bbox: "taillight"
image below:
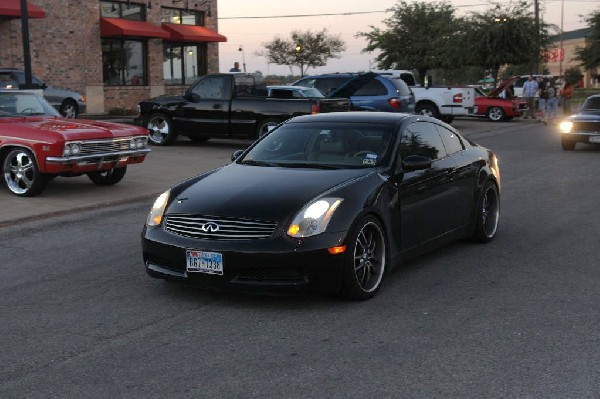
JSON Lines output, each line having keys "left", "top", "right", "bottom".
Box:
{"left": 453, "top": 93, "right": 463, "bottom": 103}
{"left": 388, "top": 97, "right": 402, "bottom": 110}
{"left": 311, "top": 103, "right": 320, "bottom": 114}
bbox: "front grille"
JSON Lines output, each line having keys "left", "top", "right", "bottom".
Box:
{"left": 79, "top": 138, "right": 132, "bottom": 155}
{"left": 573, "top": 121, "right": 600, "bottom": 133}
{"left": 164, "top": 214, "right": 278, "bottom": 240}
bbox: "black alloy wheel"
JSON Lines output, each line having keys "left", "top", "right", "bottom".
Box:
{"left": 472, "top": 180, "right": 500, "bottom": 242}
{"left": 341, "top": 216, "right": 387, "bottom": 300}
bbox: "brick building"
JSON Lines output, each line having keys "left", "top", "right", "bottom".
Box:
{"left": 0, "top": 0, "right": 225, "bottom": 114}
{"left": 546, "top": 28, "right": 599, "bottom": 87}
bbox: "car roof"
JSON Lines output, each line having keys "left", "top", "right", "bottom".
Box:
{"left": 287, "top": 111, "right": 418, "bottom": 125}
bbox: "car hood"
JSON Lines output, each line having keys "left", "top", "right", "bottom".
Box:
{"left": 0, "top": 116, "right": 147, "bottom": 140}
{"left": 326, "top": 72, "right": 377, "bottom": 99}
{"left": 569, "top": 111, "right": 600, "bottom": 121}
{"left": 167, "top": 163, "right": 375, "bottom": 222}
{"left": 488, "top": 76, "right": 519, "bottom": 97}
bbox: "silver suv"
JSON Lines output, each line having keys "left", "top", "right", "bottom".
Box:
{"left": 0, "top": 68, "right": 86, "bottom": 118}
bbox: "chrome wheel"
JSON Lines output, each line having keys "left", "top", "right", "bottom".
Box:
{"left": 60, "top": 99, "right": 78, "bottom": 118}
{"left": 2, "top": 148, "right": 48, "bottom": 197}
{"left": 147, "top": 113, "right": 176, "bottom": 145}
{"left": 341, "top": 217, "right": 387, "bottom": 300}
{"left": 487, "top": 106, "right": 505, "bottom": 122}
{"left": 473, "top": 181, "right": 500, "bottom": 242}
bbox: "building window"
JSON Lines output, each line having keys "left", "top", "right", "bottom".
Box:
{"left": 100, "top": 1, "right": 145, "bottom": 20}
{"left": 161, "top": 7, "right": 204, "bottom": 25}
{"left": 103, "top": 40, "right": 147, "bottom": 86}
{"left": 163, "top": 43, "right": 207, "bottom": 85}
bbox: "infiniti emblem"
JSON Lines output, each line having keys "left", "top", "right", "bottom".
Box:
{"left": 201, "top": 222, "right": 220, "bottom": 233}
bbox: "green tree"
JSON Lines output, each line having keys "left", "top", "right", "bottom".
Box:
{"left": 463, "top": 1, "right": 552, "bottom": 84}
{"left": 358, "top": 1, "right": 460, "bottom": 86}
{"left": 257, "top": 29, "right": 345, "bottom": 77}
{"left": 574, "top": 11, "right": 600, "bottom": 70}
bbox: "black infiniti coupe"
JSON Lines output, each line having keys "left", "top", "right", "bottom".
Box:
{"left": 142, "top": 112, "right": 500, "bottom": 300}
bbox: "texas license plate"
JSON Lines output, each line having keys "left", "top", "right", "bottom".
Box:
{"left": 186, "top": 250, "right": 223, "bottom": 275}
{"left": 589, "top": 136, "right": 600, "bottom": 143}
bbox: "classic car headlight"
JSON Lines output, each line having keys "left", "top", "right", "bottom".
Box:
{"left": 63, "top": 142, "right": 81, "bottom": 156}
{"left": 130, "top": 136, "right": 148, "bottom": 150}
{"left": 559, "top": 121, "right": 573, "bottom": 134}
{"left": 146, "top": 190, "right": 170, "bottom": 226}
{"left": 287, "top": 197, "right": 343, "bottom": 238}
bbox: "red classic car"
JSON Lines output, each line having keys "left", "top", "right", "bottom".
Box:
{"left": 0, "top": 90, "right": 150, "bottom": 197}
{"left": 472, "top": 77, "right": 528, "bottom": 121}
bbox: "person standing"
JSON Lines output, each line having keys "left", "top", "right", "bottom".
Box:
{"left": 562, "top": 81, "right": 574, "bottom": 115}
{"left": 522, "top": 75, "right": 538, "bottom": 119}
{"left": 545, "top": 80, "right": 557, "bottom": 125}
{"left": 229, "top": 62, "right": 241, "bottom": 72}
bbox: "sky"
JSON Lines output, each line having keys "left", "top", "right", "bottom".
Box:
{"left": 216, "top": 0, "right": 600, "bottom": 76}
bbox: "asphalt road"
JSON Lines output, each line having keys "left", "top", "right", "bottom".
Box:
{"left": 0, "top": 118, "right": 599, "bottom": 398}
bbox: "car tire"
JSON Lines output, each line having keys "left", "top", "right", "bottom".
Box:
{"left": 472, "top": 180, "right": 500, "bottom": 243}
{"left": 87, "top": 166, "right": 127, "bottom": 186}
{"left": 561, "top": 136, "right": 576, "bottom": 151}
{"left": 2, "top": 148, "right": 49, "bottom": 197}
{"left": 59, "top": 99, "right": 78, "bottom": 118}
{"left": 146, "top": 113, "right": 177, "bottom": 146}
{"left": 340, "top": 216, "right": 387, "bottom": 301}
{"left": 487, "top": 106, "right": 505, "bottom": 122}
{"left": 415, "top": 102, "right": 441, "bottom": 119}
{"left": 256, "top": 118, "right": 280, "bottom": 138}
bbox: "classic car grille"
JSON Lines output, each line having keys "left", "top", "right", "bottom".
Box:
{"left": 79, "top": 138, "right": 131, "bottom": 155}
{"left": 573, "top": 121, "right": 600, "bottom": 133}
{"left": 164, "top": 215, "right": 278, "bottom": 240}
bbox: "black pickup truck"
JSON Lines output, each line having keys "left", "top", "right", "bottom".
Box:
{"left": 134, "top": 73, "right": 350, "bottom": 145}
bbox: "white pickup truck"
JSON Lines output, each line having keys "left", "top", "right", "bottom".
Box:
{"left": 375, "top": 70, "right": 476, "bottom": 124}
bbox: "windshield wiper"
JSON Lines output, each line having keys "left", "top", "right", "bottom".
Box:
{"left": 275, "top": 162, "right": 344, "bottom": 169}
{"left": 240, "top": 160, "right": 278, "bottom": 167}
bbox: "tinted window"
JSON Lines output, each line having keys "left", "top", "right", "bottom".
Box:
{"left": 400, "top": 73, "right": 416, "bottom": 86}
{"left": 316, "top": 78, "right": 351, "bottom": 95}
{"left": 354, "top": 79, "right": 387, "bottom": 96}
{"left": 435, "top": 124, "right": 464, "bottom": 155}
{"left": 391, "top": 78, "right": 413, "bottom": 96}
{"left": 401, "top": 121, "right": 447, "bottom": 160}
{"left": 191, "top": 75, "right": 226, "bottom": 99}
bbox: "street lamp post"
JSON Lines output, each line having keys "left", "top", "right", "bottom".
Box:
{"left": 295, "top": 44, "right": 304, "bottom": 77}
{"left": 238, "top": 45, "right": 246, "bottom": 72}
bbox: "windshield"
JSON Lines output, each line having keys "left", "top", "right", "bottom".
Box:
{"left": 0, "top": 91, "right": 60, "bottom": 117}
{"left": 581, "top": 97, "right": 600, "bottom": 111}
{"left": 240, "top": 122, "right": 395, "bottom": 168}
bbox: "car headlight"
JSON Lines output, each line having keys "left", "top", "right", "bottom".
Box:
{"left": 287, "top": 197, "right": 343, "bottom": 238}
{"left": 63, "top": 142, "right": 81, "bottom": 156}
{"left": 146, "top": 190, "right": 170, "bottom": 226}
{"left": 130, "top": 137, "right": 147, "bottom": 150}
{"left": 559, "top": 121, "right": 573, "bottom": 134}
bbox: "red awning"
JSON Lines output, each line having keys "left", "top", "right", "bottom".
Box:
{"left": 100, "top": 17, "right": 169, "bottom": 39}
{"left": 162, "top": 23, "right": 227, "bottom": 43}
{"left": 0, "top": 0, "right": 45, "bottom": 18}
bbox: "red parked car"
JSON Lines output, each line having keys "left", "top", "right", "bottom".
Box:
{"left": 0, "top": 90, "right": 150, "bottom": 197}
{"left": 472, "top": 77, "right": 528, "bottom": 121}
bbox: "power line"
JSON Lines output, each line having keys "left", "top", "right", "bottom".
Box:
{"left": 219, "top": 11, "right": 387, "bottom": 20}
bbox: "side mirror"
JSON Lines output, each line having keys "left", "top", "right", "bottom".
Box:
{"left": 402, "top": 155, "right": 432, "bottom": 171}
{"left": 231, "top": 149, "right": 244, "bottom": 162}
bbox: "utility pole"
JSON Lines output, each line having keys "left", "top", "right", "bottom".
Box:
{"left": 534, "top": 0, "right": 540, "bottom": 74}
{"left": 20, "top": 0, "right": 35, "bottom": 89}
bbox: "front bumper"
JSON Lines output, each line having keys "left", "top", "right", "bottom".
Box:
{"left": 142, "top": 224, "right": 348, "bottom": 294}
{"left": 44, "top": 149, "right": 149, "bottom": 174}
{"left": 561, "top": 132, "right": 600, "bottom": 144}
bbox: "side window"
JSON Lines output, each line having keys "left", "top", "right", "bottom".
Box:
{"left": 400, "top": 121, "right": 447, "bottom": 161}
{"left": 191, "top": 75, "right": 226, "bottom": 99}
{"left": 354, "top": 79, "right": 387, "bottom": 96}
{"left": 435, "top": 124, "right": 464, "bottom": 155}
{"left": 316, "top": 78, "right": 350, "bottom": 95}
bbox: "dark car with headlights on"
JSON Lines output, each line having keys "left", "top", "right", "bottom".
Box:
{"left": 142, "top": 112, "right": 500, "bottom": 300}
{"left": 0, "top": 90, "right": 150, "bottom": 197}
{"left": 559, "top": 94, "right": 600, "bottom": 150}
